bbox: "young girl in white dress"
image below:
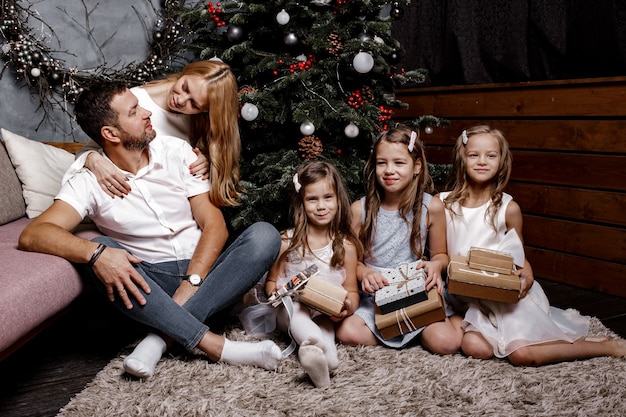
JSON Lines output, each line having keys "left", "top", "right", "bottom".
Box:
{"left": 335, "top": 124, "right": 463, "bottom": 354}
{"left": 439, "top": 125, "right": 626, "bottom": 365}
{"left": 256, "top": 161, "right": 360, "bottom": 387}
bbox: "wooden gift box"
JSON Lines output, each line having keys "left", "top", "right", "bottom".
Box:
{"left": 468, "top": 247, "right": 514, "bottom": 275}
{"left": 299, "top": 276, "right": 347, "bottom": 316}
{"left": 374, "top": 288, "right": 446, "bottom": 340}
{"left": 374, "top": 263, "right": 427, "bottom": 314}
{"left": 448, "top": 255, "right": 520, "bottom": 304}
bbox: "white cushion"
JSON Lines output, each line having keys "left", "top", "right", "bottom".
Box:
{"left": 1, "top": 128, "right": 74, "bottom": 218}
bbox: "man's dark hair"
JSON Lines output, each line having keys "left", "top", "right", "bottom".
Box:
{"left": 74, "top": 80, "right": 128, "bottom": 146}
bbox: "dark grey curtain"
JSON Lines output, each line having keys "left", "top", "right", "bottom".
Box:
{"left": 392, "top": 0, "right": 626, "bottom": 86}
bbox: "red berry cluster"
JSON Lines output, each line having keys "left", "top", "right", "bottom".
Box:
{"left": 272, "top": 56, "right": 316, "bottom": 76}
{"left": 207, "top": 2, "right": 226, "bottom": 27}
{"left": 347, "top": 90, "right": 364, "bottom": 108}
{"left": 387, "top": 67, "right": 407, "bottom": 77}
{"left": 378, "top": 106, "right": 394, "bottom": 130}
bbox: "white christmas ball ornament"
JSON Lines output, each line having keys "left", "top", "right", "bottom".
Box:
{"left": 1, "top": 43, "right": 10, "bottom": 54}
{"left": 344, "top": 123, "right": 359, "bottom": 138}
{"left": 30, "top": 68, "right": 41, "bottom": 77}
{"left": 300, "top": 121, "right": 315, "bottom": 136}
{"left": 276, "top": 9, "right": 290, "bottom": 25}
{"left": 241, "top": 103, "right": 259, "bottom": 121}
{"left": 284, "top": 33, "right": 298, "bottom": 46}
{"left": 209, "top": 56, "right": 223, "bottom": 62}
{"left": 425, "top": 126, "right": 434, "bottom": 134}
{"left": 353, "top": 51, "right": 374, "bottom": 73}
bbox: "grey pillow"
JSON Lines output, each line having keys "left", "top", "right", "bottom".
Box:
{"left": 0, "top": 141, "right": 26, "bottom": 225}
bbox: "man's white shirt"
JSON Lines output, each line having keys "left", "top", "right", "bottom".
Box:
{"left": 58, "top": 135, "right": 210, "bottom": 264}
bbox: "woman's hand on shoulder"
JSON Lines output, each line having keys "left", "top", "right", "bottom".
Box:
{"left": 190, "top": 148, "right": 209, "bottom": 180}
{"left": 86, "top": 152, "right": 130, "bottom": 198}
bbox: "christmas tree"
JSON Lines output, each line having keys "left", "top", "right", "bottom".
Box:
{"left": 176, "top": 0, "right": 446, "bottom": 232}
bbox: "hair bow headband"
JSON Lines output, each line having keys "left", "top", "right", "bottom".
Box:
{"left": 408, "top": 131, "right": 417, "bottom": 152}
{"left": 293, "top": 173, "right": 302, "bottom": 192}
{"left": 461, "top": 130, "right": 469, "bottom": 145}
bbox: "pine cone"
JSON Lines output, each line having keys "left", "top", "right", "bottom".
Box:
{"left": 361, "top": 85, "right": 374, "bottom": 102}
{"left": 326, "top": 31, "right": 343, "bottom": 56}
{"left": 298, "top": 135, "right": 324, "bottom": 159}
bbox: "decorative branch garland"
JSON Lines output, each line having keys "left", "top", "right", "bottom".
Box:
{"left": 0, "top": 0, "right": 191, "bottom": 130}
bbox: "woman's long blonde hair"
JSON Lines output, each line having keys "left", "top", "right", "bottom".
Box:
{"left": 148, "top": 60, "right": 241, "bottom": 207}
{"left": 443, "top": 125, "right": 512, "bottom": 231}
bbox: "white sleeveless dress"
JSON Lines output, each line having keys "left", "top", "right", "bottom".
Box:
{"left": 439, "top": 192, "right": 589, "bottom": 357}
{"left": 239, "top": 229, "right": 345, "bottom": 335}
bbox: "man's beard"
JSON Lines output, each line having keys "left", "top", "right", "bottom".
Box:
{"left": 122, "top": 129, "right": 156, "bottom": 151}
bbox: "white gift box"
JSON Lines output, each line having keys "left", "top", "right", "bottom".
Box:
{"left": 374, "top": 261, "right": 427, "bottom": 314}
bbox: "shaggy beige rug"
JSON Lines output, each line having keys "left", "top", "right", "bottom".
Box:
{"left": 58, "top": 317, "right": 626, "bottom": 417}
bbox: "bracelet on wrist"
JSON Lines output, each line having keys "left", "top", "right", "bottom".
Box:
{"left": 88, "top": 243, "right": 107, "bottom": 267}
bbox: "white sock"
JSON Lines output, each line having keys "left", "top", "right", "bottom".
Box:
{"left": 299, "top": 339, "right": 331, "bottom": 388}
{"left": 319, "top": 324, "right": 340, "bottom": 371}
{"left": 123, "top": 333, "right": 167, "bottom": 379}
{"left": 219, "top": 338, "right": 282, "bottom": 371}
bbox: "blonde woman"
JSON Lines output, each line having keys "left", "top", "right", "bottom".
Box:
{"left": 72, "top": 60, "right": 241, "bottom": 208}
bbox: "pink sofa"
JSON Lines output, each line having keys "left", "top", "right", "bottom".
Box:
{"left": 0, "top": 141, "right": 101, "bottom": 360}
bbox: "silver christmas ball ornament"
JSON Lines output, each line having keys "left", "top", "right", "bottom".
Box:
{"left": 226, "top": 25, "right": 244, "bottom": 42}
{"left": 241, "top": 103, "right": 259, "bottom": 121}
{"left": 344, "top": 123, "right": 360, "bottom": 138}
{"left": 276, "top": 9, "right": 290, "bottom": 25}
{"left": 353, "top": 51, "right": 374, "bottom": 73}
{"left": 300, "top": 121, "right": 315, "bottom": 136}
{"left": 284, "top": 33, "right": 298, "bottom": 46}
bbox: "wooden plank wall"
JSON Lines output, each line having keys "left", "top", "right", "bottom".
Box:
{"left": 394, "top": 77, "right": 626, "bottom": 298}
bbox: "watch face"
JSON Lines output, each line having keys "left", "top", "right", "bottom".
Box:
{"left": 188, "top": 274, "right": 202, "bottom": 286}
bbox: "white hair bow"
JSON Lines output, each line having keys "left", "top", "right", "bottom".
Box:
{"left": 462, "top": 130, "right": 469, "bottom": 145}
{"left": 293, "top": 173, "right": 302, "bottom": 192}
{"left": 408, "top": 131, "right": 417, "bottom": 152}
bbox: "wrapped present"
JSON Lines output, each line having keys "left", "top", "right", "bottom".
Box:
{"left": 268, "top": 264, "right": 318, "bottom": 306}
{"left": 448, "top": 255, "right": 520, "bottom": 304}
{"left": 468, "top": 247, "right": 514, "bottom": 275}
{"left": 375, "top": 288, "right": 446, "bottom": 340}
{"left": 373, "top": 262, "right": 427, "bottom": 314}
{"left": 299, "top": 276, "right": 347, "bottom": 316}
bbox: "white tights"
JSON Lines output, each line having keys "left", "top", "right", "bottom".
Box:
{"left": 277, "top": 302, "right": 339, "bottom": 387}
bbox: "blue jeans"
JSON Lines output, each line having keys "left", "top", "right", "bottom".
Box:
{"left": 81, "top": 222, "right": 280, "bottom": 351}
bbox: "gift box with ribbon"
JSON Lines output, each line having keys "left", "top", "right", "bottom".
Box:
{"left": 448, "top": 255, "right": 520, "bottom": 303}
{"left": 299, "top": 276, "right": 348, "bottom": 316}
{"left": 373, "top": 261, "right": 427, "bottom": 314}
{"left": 468, "top": 247, "right": 514, "bottom": 275}
{"left": 374, "top": 288, "right": 446, "bottom": 339}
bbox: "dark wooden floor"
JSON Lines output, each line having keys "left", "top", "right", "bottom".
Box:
{"left": 1, "top": 279, "right": 625, "bottom": 417}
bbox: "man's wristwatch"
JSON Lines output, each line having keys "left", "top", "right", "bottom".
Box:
{"left": 184, "top": 274, "right": 203, "bottom": 286}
